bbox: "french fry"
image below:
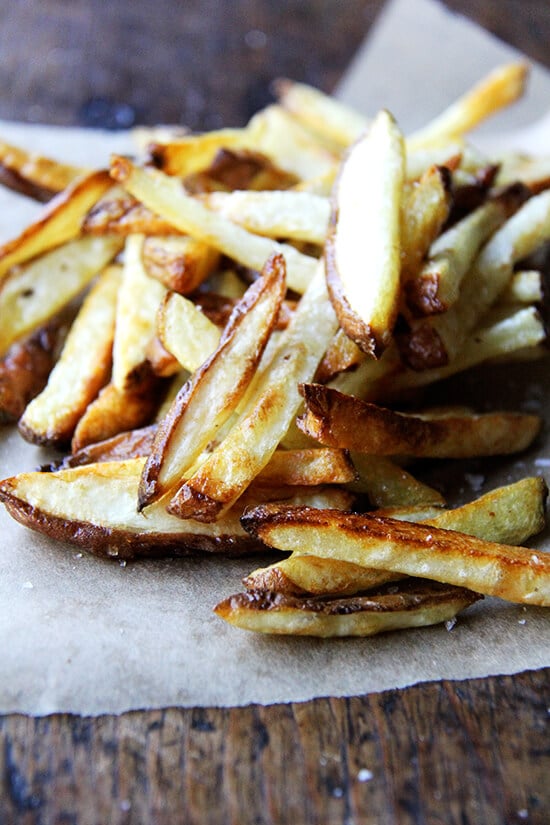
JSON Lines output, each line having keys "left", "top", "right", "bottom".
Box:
{"left": 142, "top": 235, "right": 220, "bottom": 294}
{"left": 403, "top": 185, "right": 529, "bottom": 318}
{"left": 82, "top": 188, "right": 177, "bottom": 236}
{"left": 214, "top": 580, "right": 480, "bottom": 637}
{"left": 241, "top": 503, "right": 550, "bottom": 606}
{"left": 110, "top": 156, "right": 318, "bottom": 293}
{"left": 0, "top": 138, "right": 86, "bottom": 201}
{"left": 400, "top": 165, "right": 451, "bottom": 283}
{"left": 138, "top": 252, "right": 287, "bottom": 509}
{"left": 406, "top": 62, "right": 529, "bottom": 150}
{"left": 0, "top": 169, "right": 113, "bottom": 284}
{"left": 167, "top": 264, "right": 338, "bottom": 521}
{"left": 498, "top": 269, "right": 543, "bottom": 305}
{"left": 0, "top": 234, "right": 123, "bottom": 358}
{"left": 0, "top": 458, "right": 353, "bottom": 560}
{"left": 274, "top": 78, "right": 368, "bottom": 150}
{"left": 183, "top": 146, "right": 300, "bottom": 193}
{"left": 199, "top": 190, "right": 330, "bottom": 245}
{"left": 348, "top": 453, "right": 445, "bottom": 508}
{"left": 400, "top": 187, "right": 550, "bottom": 368}
{"left": 18, "top": 265, "right": 121, "bottom": 447}
{"left": 71, "top": 377, "right": 164, "bottom": 453}
{"left": 298, "top": 383, "right": 542, "bottom": 458}
{"left": 111, "top": 235, "right": 167, "bottom": 391}
{"left": 255, "top": 448, "right": 356, "bottom": 487}
{"left": 157, "top": 291, "right": 221, "bottom": 373}
{"left": 0, "top": 310, "right": 73, "bottom": 424}
{"left": 148, "top": 127, "right": 255, "bottom": 176}
{"left": 244, "top": 477, "right": 547, "bottom": 598}
{"left": 325, "top": 110, "right": 405, "bottom": 356}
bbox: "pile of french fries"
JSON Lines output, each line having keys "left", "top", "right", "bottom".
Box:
{"left": 1, "top": 62, "right": 550, "bottom": 637}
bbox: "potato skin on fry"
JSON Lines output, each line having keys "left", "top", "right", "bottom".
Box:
{"left": 214, "top": 580, "right": 481, "bottom": 637}
{"left": 298, "top": 383, "right": 542, "bottom": 458}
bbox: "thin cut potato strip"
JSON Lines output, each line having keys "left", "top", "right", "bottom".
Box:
{"left": 167, "top": 264, "right": 338, "bottom": 521}
{"left": 110, "top": 156, "right": 318, "bottom": 293}
{"left": 82, "top": 188, "right": 177, "bottom": 236}
{"left": 157, "top": 291, "right": 221, "bottom": 373}
{"left": 325, "top": 110, "right": 405, "bottom": 356}
{"left": 255, "top": 448, "right": 356, "bottom": 487}
{"left": 0, "top": 234, "right": 123, "bottom": 358}
{"left": 0, "top": 137, "right": 86, "bottom": 200}
{"left": 111, "top": 234, "right": 167, "bottom": 391}
{"left": 401, "top": 188, "right": 550, "bottom": 368}
{"left": 406, "top": 62, "right": 529, "bottom": 150}
{"left": 400, "top": 164, "right": 451, "bottom": 283}
{"left": 0, "top": 169, "right": 113, "bottom": 284}
{"left": 0, "top": 459, "right": 352, "bottom": 560}
{"left": 18, "top": 265, "right": 121, "bottom": 448}
{"left": 200, "top": 190, "right": 330, "bottom": 244}
{"left": 139, "top": 252, "right": 287, "bottom": 509}
{"left": 214, "top": 580, "right": 481, "bottom": 637}
{"left": 348, "top": 453, "right": 445, "bottom": 508}
{"left": 241, "top": 504, "right": 550, "bottom": 606}
{"left": 244, "top": 477, "right": 547, "bottom": 597}
{"left": 298, "top": 384, "right": 541, "bottom": 458}
{"left": 142, "top": 235, "right": 220, "bottom": 294}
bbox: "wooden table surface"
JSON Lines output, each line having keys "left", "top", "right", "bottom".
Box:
{"left": 0, "top": 1, "right": 549, "bottom": 823}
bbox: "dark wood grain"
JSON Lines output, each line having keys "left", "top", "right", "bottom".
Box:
{"left": 1, "top": 669, "right": 548, "bottom": 824}
{"left": 1, "top": 1, "right": 550, "bottom": 823}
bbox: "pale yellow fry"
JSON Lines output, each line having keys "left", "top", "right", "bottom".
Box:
{"left": 111, "top": 157, "right": 318, "bottom": 293}
{"left": 242, "top": 504, "right": 550, "bottom": 606}
{"left": 498, "top": 270, "right": 543, "bottom": 305}
{"left": 383, "top": 305, "right": 546, "bottom": 398}
{"left": 18, "top": 265, "right": 121, "bottom": 447}
{"left": 157, "top": 291, "right": 221, "bottom": 373}
{"left": 112, "top": 234, "right": 168, "bottom": 391}
{"left": 348, "top": 454, "right": 445, "bottom": 508}
{"left": 274, "top": 78, "right": 368, "bottom": 149}
{"left": 0, "top": 169, "right": 113, "bottom": 284}
{"left": 168, "top": 263, "right": 338, "bottom": 521}
{"left": 200, "top": 190, "right": 330, "bottom": 244}
{"left": 0, "top": 235, "right": 123, "bottom": 358}
{"left": 407, "top": 63, "right": 529, "bottom": 150}
{"left": 326, "top": 110, "right": 405, "bottom": 356}
{"left": 248, "top": 104, "right": 339, "bottom": 180}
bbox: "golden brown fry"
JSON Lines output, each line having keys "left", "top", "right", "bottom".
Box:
{"left": 0, "top": 458, "right": 264, "bottom": 560}
{"left": 18, "top": 265, "right": 121, "bottom": 448}
{"left": 0, "top": 311, "right": 73, "bottom": 424}
{"left": 255, "top": 448, "right": 356, "bottom": 487}
{"left": 139, "top": 252, "right": 287, "bottom": 509}
{"left": 0, "top": 137, "right": 86, "bottom": 199}
{"left": 241, "top": 504, "right": 550, "bottom": 606}
{"left": 0, "top": 169, "right": 113, "bottom": 285}
{"left": 298, "top": 384, "right": 542, "bottom": 458}
{"left": 245, "top": 477, "right": 547, "bottom": 597}
{"left": 142, "top": 235, "right": 220, "bottom": 294}
{"left": 71, "top": 377, "right": 164, "bottom": 453}
{"left": 82, "top": 189, "right": 177, "bottom": 236}
{"left": 325, "top": 110, "right": 405, "bottom": 356}
{"left": 167, "top": 265, "right": 338, "bottom": 521}
{"left": 348, "top": 454, "right": 445, "bottom": 508}
{"left": 215, "top": 580, "right": 480, "bottom": 637}
{"left": 407, "top": 62, "right": 529, "bottom": 150}
{"left": 400, "top": 165, "right": 451, "bottom": 283}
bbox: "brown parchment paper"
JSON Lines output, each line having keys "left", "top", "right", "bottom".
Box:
{"left": 1, "top": 0, "right": 549, "bottom": 715}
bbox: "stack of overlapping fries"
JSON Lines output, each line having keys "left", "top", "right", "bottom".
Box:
{"left": 1, "top": 62, "right": 549, "bottom": 637}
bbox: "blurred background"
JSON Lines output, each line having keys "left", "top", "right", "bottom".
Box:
{"left": 0, "top": 0, "right": 548, "bottom": 130}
